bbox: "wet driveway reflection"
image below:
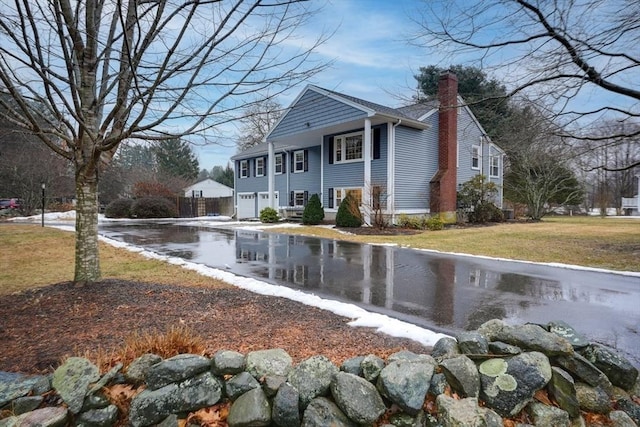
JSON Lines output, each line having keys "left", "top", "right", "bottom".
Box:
{"left": 99, "top": 223, "right": 640, "bottom": 365}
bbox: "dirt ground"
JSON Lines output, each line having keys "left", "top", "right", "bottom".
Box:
{"left": 0, "top": 279, "right": 429, "bottom": 374}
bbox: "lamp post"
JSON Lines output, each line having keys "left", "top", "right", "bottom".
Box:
{"left": 41, "top": 182, "right": 45, "bottom": 227}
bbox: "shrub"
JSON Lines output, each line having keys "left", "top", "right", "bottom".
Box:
{"left": 133, "top": 181, "right": 176, "bottom": 198}
{"left": 397, "top": 214, "right": 422, "bottom": 229}
{"left": 458, "top": 175, "right": 501, "bottom": 224}
{"left": 105, "top": 198, "right": 134, "bottom": 218}
{"left": 260, "top": 207, "right": 279, "bottom": 223}
{"left": 425, "top": 215, "right": 445, "bottom": 231}
{"left": 336, "top": 193, "right": 363, "bottom": 228}
{"left": 468, "top": 201, "right": 504, "bottom": 223}
{"left": 130, "top": 196, "right": 177, "bottom": 218}
{"left": 302, "top": 194, "right": 324, "bottom": 225}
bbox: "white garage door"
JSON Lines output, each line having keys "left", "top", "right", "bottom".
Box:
{"left": 258, "top": 191, "right": 279, "bottom": 214}
{"left": 237, "top": 192, "right": 256, "bottom": 219}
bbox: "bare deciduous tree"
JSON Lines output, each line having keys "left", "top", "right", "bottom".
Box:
{"left": 501, "top": 105, "right": 584, "bottom": 219}
{"left": 235, "top": 98, "right": 284, "bottom": 151}
{"left": 0, "top": 0, "right": 328, "bottom": 283}
{"left": 413, "top": 0, "right": 640, "bottom": 170}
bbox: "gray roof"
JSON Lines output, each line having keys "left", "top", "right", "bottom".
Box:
{"left": 319, "top": 86, "right": 437, "bottom": 122}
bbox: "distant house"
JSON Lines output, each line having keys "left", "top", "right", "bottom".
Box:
{"left": 231, "top": 72, "right": 504, "bottom": 222}
{"left": 183, "top": 178, "right": 234, "bottom": 198}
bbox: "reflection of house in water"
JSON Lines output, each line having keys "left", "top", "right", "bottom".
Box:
{"left": 233, "top": 230, "right": 581, "bottom": 330}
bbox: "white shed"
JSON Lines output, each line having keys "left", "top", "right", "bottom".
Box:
{"left": 184, "top": 179, "right": 234, "bottom": 198}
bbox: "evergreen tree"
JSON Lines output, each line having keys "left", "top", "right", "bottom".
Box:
{"left": 414, "top": 65, "right": 512, "bottom": 140}
{"left": 335, "top": 193, "right": 362, "bottom": 228}
{"left": 302, "top": 193, "right": 324, "bottom": 225}
{"left": 211, "top": 164, "right": 235, "bottom": 188}
{"left": 152, "top": 138, "right": 199, "bottom": 181}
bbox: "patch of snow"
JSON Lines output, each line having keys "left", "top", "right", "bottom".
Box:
{"left": 47, "top": 224, "right": 451, "bottom": 347}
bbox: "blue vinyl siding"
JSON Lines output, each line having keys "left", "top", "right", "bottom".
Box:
{"left": 456, "top": 107, "right": 503, "bottom": 205}
{"left": 235, "top": 147, "right": 321, "bottom": 213}
{"left": 235, "top": 158, "right": 266, "bottom": 194}
{"left": 270, "top": 90, "right": 367, "bottom": 139}
{"left": 289, "top": 146, "right": 321, "bottom": 200}
{"left": 371, "top": 124, "right": 388, "bottom": 186}
{"left": 322, "top": 125, "right": 387, "bottom": 207}
{"left": 394, "top": 123, "right": 438, "bottom": 210}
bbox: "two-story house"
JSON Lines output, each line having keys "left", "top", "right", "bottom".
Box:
{"left": 232, "top": 72, "right": 504, "bottom": 223}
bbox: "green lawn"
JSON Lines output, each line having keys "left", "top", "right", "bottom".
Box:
{"left": 0, "top": 224, "right": 231, "bottom": 295}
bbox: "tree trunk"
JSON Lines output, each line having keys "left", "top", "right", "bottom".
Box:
{"left": 74, "top": 175, "right": 101, "bottom": 284}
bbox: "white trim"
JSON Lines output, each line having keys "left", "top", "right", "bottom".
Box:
{"left": 363, "top": 119, "right": 372, "bottom": 226}
{"left": 256, "top": 157, "right": 265, "bottom": 177}
{"left": 293, "top": 149, "right": 305, "bottom": 173}
{"left": 293, "top": 190, "right": 306, "bottom": 207}
{"left": 333, "top": 130, "right": 364, "bottom": 164}
{"left": 320, "top": 135, "right": 324, "bottom": 207}
{"left": 240, "top": 159, "right": 249, "bottom": 178}
{"left": 397, "top": 208, "right": 430, "bottom": 215}
{"left": 333, "top": 187, "right": 364, "bottom": 209}
{"left": 274, "top": 153, "right": 284, "bottom": 175}
{"left": 387, "top": 121, "right": 396, "bottom": 222}
{"left": 471, "top": 145, "right": 481, "bottom": 170}
{"left": 489, "top": 155, "right": 500, "bottom": 178}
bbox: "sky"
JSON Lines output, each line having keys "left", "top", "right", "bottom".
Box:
{"left": 193, "top": 0, "right": 638, "bottom": 171}
{"left": 194, "top": 0, "right": 429, "bottom": 170}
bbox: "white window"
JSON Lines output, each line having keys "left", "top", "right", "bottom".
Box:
{"left": 240, "top": 160, "right": 249, "bottom": 178}
{"left": 275, "top": 153, "right": 284, "bottom": 174}
{"left": 490, "top": 155, "right": 500, "bottom": 177}
{"left": 294, "top": 150, "right": 305, "bottom": 173}
{"left": 294, "top": 191, "right": 305, "bottom": 207}
{"left": 256, "top": 157, "right": 265, "bottom": 177}
{"left": 471, "top": 145, "right": 480, "bottom": 170}
{"left": 335, "top": 187, "right": 363, "bottom": 208}
{"left": 334, "top": 131, "right": 363, "bottom": 163}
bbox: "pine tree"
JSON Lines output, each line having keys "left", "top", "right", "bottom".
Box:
{"left": 335, "top": 193, "right": 362, "bottom": 228}
{"left": 302, "top": 193, "right": 324, "bottom": 225}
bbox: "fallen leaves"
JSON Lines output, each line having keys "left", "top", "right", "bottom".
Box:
{"left": 182, "top": 402, "right": 230, "bottom": 427}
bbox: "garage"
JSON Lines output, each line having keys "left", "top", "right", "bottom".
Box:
{"left": 258, "top": 191, "right": 279, "bottom": 216}
{"left": 237, "top": 192, "right": 256, "bottom": 219}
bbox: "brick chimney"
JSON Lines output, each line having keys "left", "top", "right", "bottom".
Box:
{"left": 429, "top": 71, "right": 458, "bottom": 222}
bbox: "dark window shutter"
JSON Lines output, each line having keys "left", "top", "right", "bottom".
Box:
{"left": 303, "top": 191, "right": 309, "bottom": 206}
{"left": 282, "top": 153, "right": 286, "bottom": 173}
{"left": 253, "top": 159, "right": 257, "bottom": 177}
{"left": 373, "top": 128, "right": 381, "bottom": 160}
{"left": 328, "top": 137, "right": 334, "bottom": 164}
{"left": 328, "top": 188, "right": 334, "bottom": 208}
{"left": 289, "top": 191, "right": 294, "bottom": 207}
{"left": 263, "top": 156, "right": 267, "bottom": 175}
{"left": 303, "top": 150, "right": 308, "bottom": 171}
{"left": 291, "top": 152, "right": 294, "bottom": 171}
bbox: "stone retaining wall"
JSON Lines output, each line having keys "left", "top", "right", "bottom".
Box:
{"left": 1, "top": 319, "right": 639, "bottom": 427}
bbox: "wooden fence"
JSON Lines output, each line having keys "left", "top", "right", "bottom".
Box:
{"left": 176, "top": 196, "right": 234, "bottom": 218}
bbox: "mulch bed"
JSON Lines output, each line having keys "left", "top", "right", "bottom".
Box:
{"left": 0, "top": 280, "right": 429, "bottom": 374}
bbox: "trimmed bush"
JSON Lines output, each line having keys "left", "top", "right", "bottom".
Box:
{"left": 336, "top": 194, "right": 363, "bottom": 228}
{"left": 425, "top": 215, "right": 445, "bottom": 231}
{"left": 105, "top": 198, "right": 134, "bottom": 218}
{"left": 130, "top": 196, "right": 177, "bottom": 218}
{"left": 302, "top": 194, "right": 324, "bottom": 225}
{"left": 468, "top": 201, "right": 504, "bottom": 224}
{"left": 397, "top": 214, "right": 422, "bottom": 229}
{"left": 260, "top": 207, "right": 279, "bottom": 223}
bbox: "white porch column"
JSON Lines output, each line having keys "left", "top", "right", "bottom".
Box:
{"left": 268, "top": 140, "right": 275, "bottom": 209}
{"left": 363, "top": 118, "right": 372, "bottom": 225}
